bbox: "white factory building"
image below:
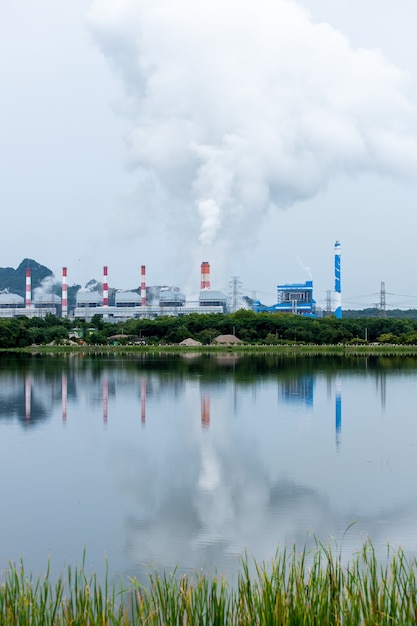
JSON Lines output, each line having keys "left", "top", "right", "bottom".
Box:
{"left": 0, "top": 262, "right": 228, "bottom": 321}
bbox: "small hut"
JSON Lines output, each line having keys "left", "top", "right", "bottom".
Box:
{"left": 179, "top": 338, "right": 202, "bottom": 346}
{"left": 212, "top": 334, "right": 243, "bottom": 345}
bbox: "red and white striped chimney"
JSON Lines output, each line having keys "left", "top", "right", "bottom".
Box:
{"left": 62, "top": 267, "right": 68, "bottom": 317}
{"left": 25, "top": 268, "right": 31, "bottom": 308}
{"left": 141, "top": 265, "right": 147, "bottom": 306}
{"left": 103, "top": 266, "right": 108, "bottom": 307}
{"left": 200, "top": 262, "right": 210, "bottom": 290}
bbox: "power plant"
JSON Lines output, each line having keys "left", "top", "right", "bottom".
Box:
{"left": 253, "top": 281, "right": 316, "bottom": 316}
{"left": 0, "top": 243, "right": 342, "bottom": 320}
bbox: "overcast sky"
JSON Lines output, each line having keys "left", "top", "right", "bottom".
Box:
{"left": 1, "top": 1, "right": 417, "bottom": 309}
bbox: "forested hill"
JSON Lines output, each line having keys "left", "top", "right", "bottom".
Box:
{"left": 0, "top": 259, "right": 53, "bottom": 297}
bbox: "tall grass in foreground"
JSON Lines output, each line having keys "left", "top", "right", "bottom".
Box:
{"left": 1, "top": 540, "right": 417, "bottom": 624}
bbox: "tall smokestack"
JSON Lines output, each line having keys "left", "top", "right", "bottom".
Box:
{"left": 25, "top": 268, "right": 31, "bottom": 309}
{"left": 201, "top": 261, "right": 210, "bottom": 290}
{"left": 334, "top": 241, "right": 342, "bottom": 319}
{"left": 141, "top": 265, "right": 146, "bottom": 306}
{"left": 62, "top": 267, "right": 68, "bottom": 317}
{"left": 103, "top": 266, "right": 109, "bottom": 307}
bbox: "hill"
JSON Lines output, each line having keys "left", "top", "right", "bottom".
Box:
{"left": 0, "top": 259, "right": 53, "bottom": 297}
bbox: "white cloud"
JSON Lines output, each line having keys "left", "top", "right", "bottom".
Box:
{"left": 88, "top": 0, "right": 417, "bottom": 263}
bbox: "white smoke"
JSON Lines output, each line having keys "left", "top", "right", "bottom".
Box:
{"left": 33, "top": 276, "right": 59, "bottom": 298}
{"left": 296, "top": 255, "right": 313, "bottom": 281}
{"left": 88, "top": 0, "right": 417, "bottom": 259}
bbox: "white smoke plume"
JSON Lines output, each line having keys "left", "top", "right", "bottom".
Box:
{"left": 33, "top": 276, "right": 59, "bottom": 298}
{"left": 296, "top": 255, "right": 313, "bottom": 281}
{"left": 88, "top": 0, "right": 417, "bottom": 259}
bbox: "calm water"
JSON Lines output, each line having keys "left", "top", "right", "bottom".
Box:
{"left": 0, "top": 351, "right": 417, "bottom": 585}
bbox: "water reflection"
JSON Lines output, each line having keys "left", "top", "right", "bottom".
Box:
{"left": 335, "top": 378, "right": 342, "bottom": 450}
{"left": 0, "top": 352, "right": 417, "bottom": 584}
{"left": 279, "top": 376, "right": 314, "bottom": 407}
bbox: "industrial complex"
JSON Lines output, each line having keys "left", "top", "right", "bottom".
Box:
{"left": 0, "top": 243, "right": 343, "bottom": 321}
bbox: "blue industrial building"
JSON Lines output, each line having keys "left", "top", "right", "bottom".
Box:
{"left": 253, "top": 280, "right": 316, "bottom": 316}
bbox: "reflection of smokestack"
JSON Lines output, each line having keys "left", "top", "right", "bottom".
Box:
{"left": 62, "top": 372, "right": 67, "bottom": 422}
{"left": 141, "top": 265, "right": 146, "bottom": 306}
{"left": 62, "top": 267, "right": 68, "bottom": 317}
{"left": 103, "top": 377, "right": 108, "bottom": 424}
{"left": 335, "top": 379, "right": 342, "bottom": 450}
{"left": 201, "top": 261, "right": 210, "bottom": 290}
{"left": 201, "top": 394, "right": 210, "bottom": 428}
{"left": 25, "top": 268, "right": 31, "bottom": 309}
{"left": 334, "top": 241, "right": 342, "bottom": 319}
{"left": 103, "top": 266, "right": 109, "bottom": 307}
{"left": 25, "top": 374, "right": 31, "bottom": 421}
{"left": 141, "top": 377, "right": 146, "bottom": 424}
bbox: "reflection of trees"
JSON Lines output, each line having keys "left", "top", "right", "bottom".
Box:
{"left": 0, "top": 360, "right": 78, "bottom": 427}
{"left": 0, "top": 376, "right": 50, "bottom": 426}
{"left": 0, "top": 353, "right": 413, "bottom": 397}
{"left": 0, "top": 393, "right": 49, "bottom": 426}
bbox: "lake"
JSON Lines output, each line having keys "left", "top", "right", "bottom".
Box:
{"left": 0, "top": 351, "right": 416, "bottom": 586}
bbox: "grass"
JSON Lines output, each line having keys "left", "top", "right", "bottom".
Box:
{"left": 16, "top": 343, "right": 417, "bottom": 357}
{"left": 2, "top": 540, "right": 417, "bottom": 624}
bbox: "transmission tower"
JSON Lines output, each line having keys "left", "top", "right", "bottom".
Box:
{"left": 380, "top": 282, "right": 386, "bottom": 317}
{"left": 326, "top": 290, "right": 332, "bottom": 315}
{"left": 228, "top": 276, "right": 243, "bottom": 313}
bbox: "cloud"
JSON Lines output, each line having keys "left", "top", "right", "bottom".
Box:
{"left": 88, "top": 0, "right": 417, "bottom": 258}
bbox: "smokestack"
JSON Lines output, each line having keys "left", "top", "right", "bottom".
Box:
{"left": 103, "top": 266, "right": 109, "bottom": 307}
{"left": 26, "top": 267, "right": 32, "bottom": 309}
{"left": 200, "top": 261, "right": 211, "bottom": 290}
{"left": 334, "top": 241, "right": 342, "bottom": 319}
{"left": 25, "top": 268, "right": 31, "bottom": 308}
{"left": 62, "top": 267, "right": 68, "bottom": 317}
{"left": 141, "top": 265, "right": 147, "bottom": 306}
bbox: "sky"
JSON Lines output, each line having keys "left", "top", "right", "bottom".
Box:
{"left": 1, "top": 1, "right": 417, "bottom": 310}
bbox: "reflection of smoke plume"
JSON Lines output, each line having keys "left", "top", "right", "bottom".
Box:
{"left": 88, "top": 0, "right": 417, "bottom": 257}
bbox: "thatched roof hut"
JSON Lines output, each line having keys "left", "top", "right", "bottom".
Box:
{"left": 212, "top": 334, "right": 243, "bottom": 345}
{"left": 179, "top": 337, "right": 202, "bottom": 346}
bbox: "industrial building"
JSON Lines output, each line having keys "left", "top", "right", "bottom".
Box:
{"left": 253, "top": 281, "right": 317, "bottom": 316}
{"left": 72, "top": 263, "right": 228, "bottom": 321}
{"left": 0, "top": 242, "right": 342, "bottom": 320}
{"left": 0, "top": 269, "right": 62, "bottom": 318}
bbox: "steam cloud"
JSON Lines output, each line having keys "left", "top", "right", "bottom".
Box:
{"left": 88, "top": 0, "right": 417, "bottom": 254}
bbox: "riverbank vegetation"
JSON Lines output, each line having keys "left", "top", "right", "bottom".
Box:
{"left": 3, "top": 311, "right": 417, "bottom": 348}
{"left": 2, "top": 540, "right": 417, "bottom": 624}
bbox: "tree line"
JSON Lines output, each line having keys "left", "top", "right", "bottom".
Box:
{"left": 2, "top": 311, "right": 417, "bottom": 348}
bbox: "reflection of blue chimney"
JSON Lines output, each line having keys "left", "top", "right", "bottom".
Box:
{"left": 334, "top": 241, "right": 342, "bottom": 319}
{"left": 279, "top": 376, "right": 314, "bottom": 407}
{"left": 335, "top": 380, "right": 342, "bottom": 450}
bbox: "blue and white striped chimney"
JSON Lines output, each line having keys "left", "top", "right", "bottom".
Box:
{"left": 334, "top": 240, "right": 342, "bottom": 319}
